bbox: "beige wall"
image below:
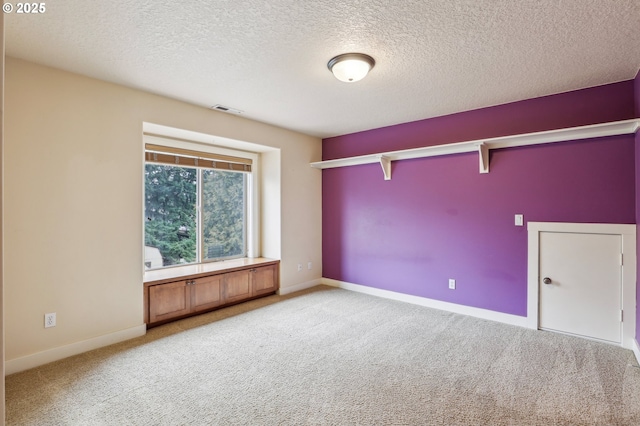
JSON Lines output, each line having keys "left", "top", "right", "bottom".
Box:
{"left": 4, "top": 57, "right": 322, "bottom": 369}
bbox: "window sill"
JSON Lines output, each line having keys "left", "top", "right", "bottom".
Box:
{"left": 143, "top": 257, "right": 280, "bottom": 286}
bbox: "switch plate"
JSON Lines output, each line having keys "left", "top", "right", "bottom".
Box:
{"left": 448, "top": 279, "right": 456, "bottom": 290}
{"left": 44, "top": 313, "right": 56, "bottom": 328}
{"left": 515, "top": 214, "right": 524, "bottom": 226}
{"left": 307, "top": 262, "right": 312, "bottom": 270}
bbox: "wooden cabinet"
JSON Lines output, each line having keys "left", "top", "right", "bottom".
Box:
{"left": 224, "top": 269, "right": 252, "bottom": 303}
{"left": 252, "top": 265, "right": 278, "bottom": 296}
{"left": 144, "top": 258, "right": 279, "bottom": 327}
{"left": 148, "top": 280, "right": 191, "bottom": 323}
{"left": 148, "top": 274, "right": 224, "bottom": 323}
{"left": 224, "top": 265, "right": 278, "bottom": 301}
{"left": 192, "top": 274, "right": 224, "bottom": 312}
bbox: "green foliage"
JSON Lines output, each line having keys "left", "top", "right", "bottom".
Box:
{"left": 144, "top": 164, "right": 246, "bottom": 268}
{"left": 202, "top": 170, "right": 245, "bottom": 259}
{"left": 145, "top": 165, "right": 197, "bottom": 266}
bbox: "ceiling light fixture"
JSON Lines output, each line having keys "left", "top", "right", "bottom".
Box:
{"left": 327, "top": 53, "right": 375, "bottom": 83}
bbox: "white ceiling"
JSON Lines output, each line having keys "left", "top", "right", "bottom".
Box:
{"left": 5, "top": 0, "right": 640, "bottom": 138}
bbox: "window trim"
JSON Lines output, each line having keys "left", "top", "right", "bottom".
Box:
{"left": 145, "top": 143, "right": 252, "bottom": 172}
{"left": 143, "top": 134, "right": 260, "bottom": 270}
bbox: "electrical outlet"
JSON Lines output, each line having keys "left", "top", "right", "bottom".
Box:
{"left": 44, "top": 312, "right": 56, "bottom": 328}
{"left": 448, "top": 279, "right": 456, "bottom": 290}
{"left": 297, "top": 263, "right": 303, "bottom": 272}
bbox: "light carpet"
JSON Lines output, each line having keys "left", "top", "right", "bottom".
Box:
{"left": 6, "top": 285, "right": 640, "bottom": 425}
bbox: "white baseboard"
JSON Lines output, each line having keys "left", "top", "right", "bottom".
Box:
{"left": 5, "top": 324, "right": 147, "bottom": 375}
{"left": 278, "top": 278, "right": 323, "bottom": 296}
{"left": 322, "top": 278, "right": 531, "bottom": 329}
{"left": 633, "top": 339, "right": 640, "bottom": 365}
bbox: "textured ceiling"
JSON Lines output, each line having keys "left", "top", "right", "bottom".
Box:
{"left": 5, "top": 0, "right": 640, "bottom": 138}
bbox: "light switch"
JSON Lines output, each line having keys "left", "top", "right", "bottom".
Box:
{"left": 515, "top": 214, "right": 523, "bottom": 226}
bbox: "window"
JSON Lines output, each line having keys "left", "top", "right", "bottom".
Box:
{"left": 143, "top": 143, "right": 252, "bottom": 269}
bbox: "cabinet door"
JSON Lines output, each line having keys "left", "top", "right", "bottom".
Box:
{"left": 192, "top": 274, "right": 223, "bottom": 312}
{"left": 149, "top": 280, "right": 191, "bottom": 323}
{"left": 252, "top": 264, "right": 278, "bottom": 296}
{"left": 224, "top": 269, "right": 252, "bottom": 303}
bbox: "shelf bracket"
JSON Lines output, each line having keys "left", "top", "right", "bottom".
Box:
{"left": 478, "top": 143, "right": 489, "bottom": 174}
{"left": 378, "top": 155, "right": 391, "bottom": 180}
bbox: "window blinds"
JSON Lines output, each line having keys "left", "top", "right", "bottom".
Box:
{"left": 145, "top": 143, "right": 252, "bottom": 173}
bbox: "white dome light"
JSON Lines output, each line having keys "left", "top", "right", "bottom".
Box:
{"left": 328, "top": 53, "right": 375, "bottom": 83}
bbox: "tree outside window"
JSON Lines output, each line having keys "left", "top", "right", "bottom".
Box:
{"left": 144, "top": 164, "right": 247, "bottom": 269}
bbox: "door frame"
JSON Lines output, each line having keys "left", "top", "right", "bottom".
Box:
{"left": 527, "top": 222, "right": 636, "bottom": 350}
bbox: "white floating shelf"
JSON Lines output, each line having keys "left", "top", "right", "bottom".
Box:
{"left": 311, "top": 118, "right": 640, "bottom": 179}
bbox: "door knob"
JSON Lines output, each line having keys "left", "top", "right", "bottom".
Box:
{"left": 543, "top": 277, "right": 552, "bottom": 285}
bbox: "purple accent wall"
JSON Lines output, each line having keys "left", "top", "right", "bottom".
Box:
{"left": 323, "top": 80, "right": 635, "bottom": 160}
{"left": 635, "top": 69, "right": 640, "bottom": 341}
{"left": 323, "top": 82, "right": 636, "bottom": 317}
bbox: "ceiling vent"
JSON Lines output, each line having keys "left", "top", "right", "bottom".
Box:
{"left": 211, "top": 104, "right": 243, "bottom": 114}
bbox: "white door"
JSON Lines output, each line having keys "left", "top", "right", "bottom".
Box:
{"left": 539, "top": 231, "right": 622, "bottom": 343}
